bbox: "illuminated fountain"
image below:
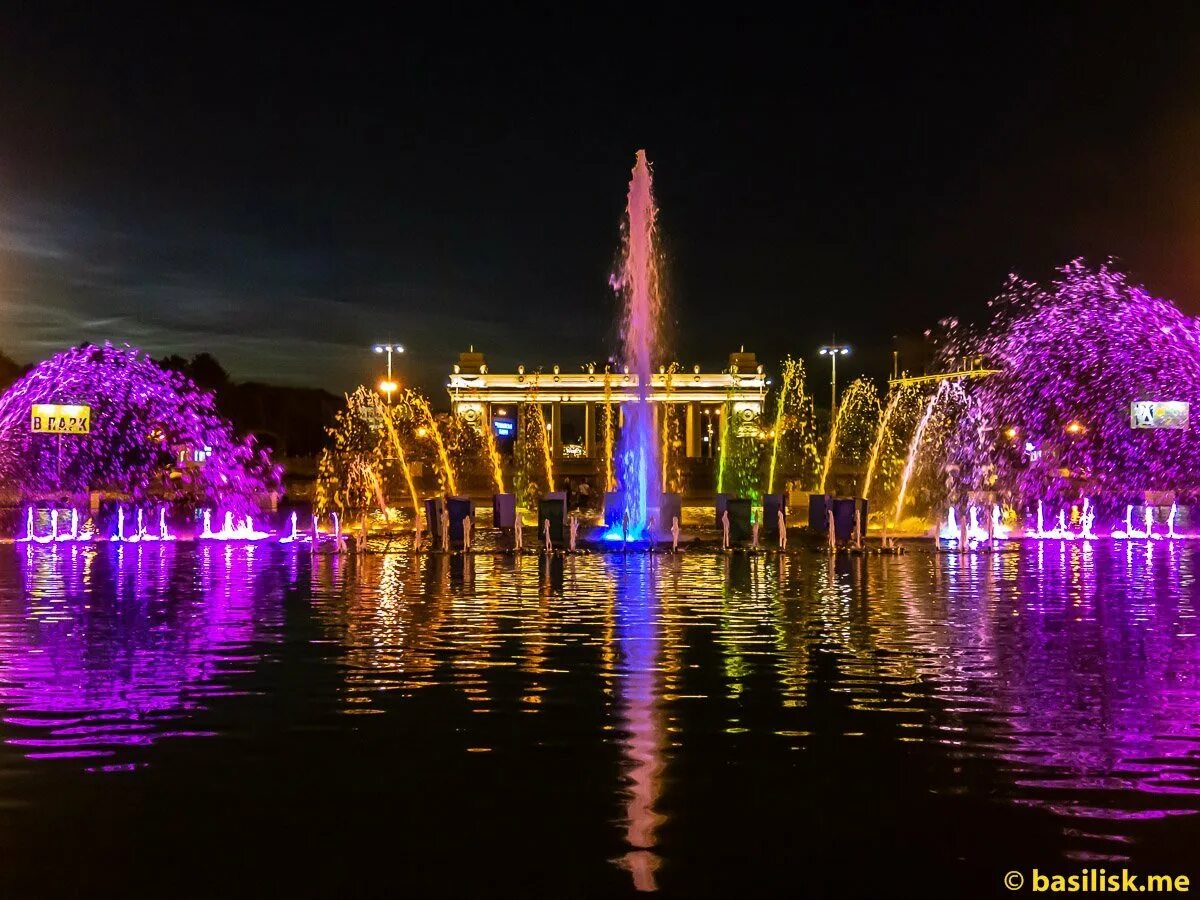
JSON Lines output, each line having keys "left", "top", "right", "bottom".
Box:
{"left": 317, "top": 385, "right": 428, "bottom": 528}
{"left": 378, "top": 400, "right": 423, "bottom": 517}
{"left": 862, "top": 382, "right": 921, "bottom": 505}
{"left": 604, "top": 150, "right": 663, "bottom": 542}
{"left": 935, "top": 262, "right": 1200, "bottom": 539}
{"left": 482, "top": 419, "right": 506, "bottom": 495}
{"left": 200, "top": 511, "right": 270, "bottom": 542}
{"left": 305, "top": 214, "right": 1198, "bottom": 551}
{"left": 938, "top": 507, "right": 959, "bottom": 544}
{"left": 144, "top": 508, "right": 175, "bottom": 541}
{"left": 817, "top": 377, "right": 879, "bottom": 495}
{"left": 659, "top": 363, "right": 682, "bottom": 494}
{"left": 0, "top": 344, "right": 278, "bottom": 515}
{"left": 525, "top": 388, "right": 555, "bottom": 493}
{"left": 59, "top": 509, "right": 80, "bottom": 542}
{"left": 992, "top": 505, "right": 1011, "bottom": 539}
{"left": 12, "top": 502, "right": 321, "bottom": 545}
{"left": 603, "top": 371, "right": 617, "bottom": 492}
{"left": 766, "top": 357, "right": 820, "bottom": 496}
{"left": 888, "top": 381, "right": 951, "bottom": 533}
{"left": 875, "top": 261, "right": 1200, "bottom": 546}
{"left": 18, "top": 505, "right": 162, "bottom": 544}
{"left": 403, "top": 391, "right": 458, "bottom": 496}
{"left": 13, "top": 502, "right": 349, "bottom": 547}
{"left": 19, "top": 508, "right": 70, "bottom": 545}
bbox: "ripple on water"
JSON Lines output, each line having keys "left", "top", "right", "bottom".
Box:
{"left": 0, "top": 539, "right": 1193, "bottom": 885}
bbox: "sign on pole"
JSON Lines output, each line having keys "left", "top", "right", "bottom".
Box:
{"left": 1130, "top": 401, "right": 1189, "bottom": 430}
{"left": 31, "top": 404, "right": 91, "bottom": 434}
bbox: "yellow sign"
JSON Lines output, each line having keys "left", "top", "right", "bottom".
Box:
{"left": 31, "top": 404, "right": 91, "bottom": 434}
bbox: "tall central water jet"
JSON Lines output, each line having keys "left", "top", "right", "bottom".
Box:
{"left": 612, "top": 150, "right": 663, "bottom": 539}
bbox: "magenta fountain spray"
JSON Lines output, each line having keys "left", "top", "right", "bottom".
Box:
{"left": 608, "top": 150, "right": 663, "bottom": 540}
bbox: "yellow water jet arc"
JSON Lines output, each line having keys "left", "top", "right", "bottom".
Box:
{"left": 862, "top": 384, "right": 911, "bottom": 500}
{"left": 818, "top": 406, "right": 846, "bottom": 495}
{"left": 483, "top": 416, "right": 505, "bottom": 494}
{"left": 360, "top": 462, "right": 389, "bottom": 521}
{"left": 380, "top": 410, "right": 422, "bottom": 516}
{"left": 408, "top": 393, "right": 458, "bottom": 495}
{"left": 892, "top": 381, "right": 949, "bottom": 526}
{"left": 660, "top": 363, "right": 677, "bottom": 492}
{"left": 716, "top": 388, "right": 734, "bottom": 494}
{"left": 603, "top": 370, "right": 616, "bottom": 491}
{"left": 526, "top": 388, "right": 555, "bottom": 491}
{"left": 766, "top": 358, "right": 797, "bottom": 495}
{"left": 818, "top": 378, "right": 877, "bottom": 494}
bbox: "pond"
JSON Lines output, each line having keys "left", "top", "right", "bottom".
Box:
{"left": 0, "top": 539, "right": 1196, "bottom": 896}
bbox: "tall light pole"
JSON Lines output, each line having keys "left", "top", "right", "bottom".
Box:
{"left": 818, "top": 341, "right": 850, "bottom": 421}
{"left": 373, "top": 343, "right": 404, "bottom": 403}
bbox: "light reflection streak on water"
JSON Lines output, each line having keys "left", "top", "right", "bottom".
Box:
{"left": 0, "top": 542, "right": 290, "bottom": 764}
{"left": 610, "top": 554, "right": 665, "bottom": 892}
{"left": 0, "top": 539, "right": 1198, "bottom": 868}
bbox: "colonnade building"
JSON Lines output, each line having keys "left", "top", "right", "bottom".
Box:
{"left": 447, "top": 348, "right": 767, "bottom": 479}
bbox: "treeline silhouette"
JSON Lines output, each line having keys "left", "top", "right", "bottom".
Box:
{"left": 158, "top": 353, "right": 339, "bottom": 457}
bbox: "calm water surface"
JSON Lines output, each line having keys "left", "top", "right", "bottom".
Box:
{"left": 0, "top": 539, "right": 1198, "bottom": 896}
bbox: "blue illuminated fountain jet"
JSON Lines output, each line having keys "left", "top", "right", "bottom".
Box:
{"left": 606, "top": 150, "right": 662, "bottom": 541}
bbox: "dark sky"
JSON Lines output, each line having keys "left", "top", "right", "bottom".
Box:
{"left": 2, "top": 6, "right": 1200, "bottom": 399}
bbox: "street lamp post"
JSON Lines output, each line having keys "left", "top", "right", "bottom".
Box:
{"left": 818, "top": 341, "right": 851, "bottom": 421}
{"left": 373, "top": 343, "right": 405, "bottom": 403}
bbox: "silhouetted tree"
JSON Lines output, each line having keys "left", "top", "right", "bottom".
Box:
{"left": 0, "top": 352, "right": 27, "bottom": 394}
{"left": 186, "top": 353, "right": 231, "bottom": 394}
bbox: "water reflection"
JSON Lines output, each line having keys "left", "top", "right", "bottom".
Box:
{"left": 610, "top": 555, "right": 666, "bottom": 890}
{"left": 0, "top": 543, "right": 289, "bottom": 766}
{"left": 0, "top": 540, "right": 1198, "bottom": 881}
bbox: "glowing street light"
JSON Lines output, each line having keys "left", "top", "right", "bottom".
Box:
{"left": 818, "top": 341, "right": 851, "bottom": 420}
{"left": 372, "top": 343, "right": 405, "bottom": 403}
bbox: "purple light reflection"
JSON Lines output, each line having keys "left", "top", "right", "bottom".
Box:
{"left": 930, "top": 542, "right": 1200, "bottom": 823}
{"left": 0, "top": 542, "right": 288, "bottom": 767}
{"left": 609, "top": 554, "right": 666, "bottom": 891}
{"left": 939, "top": 262, "right": 1200, "bottom": 521}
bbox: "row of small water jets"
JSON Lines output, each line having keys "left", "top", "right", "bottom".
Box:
{"left": 15, "top": 505, "right": 347, "bottom": 548}
{"left": 938, "top": 500, "right": 1187, "bottom": 548}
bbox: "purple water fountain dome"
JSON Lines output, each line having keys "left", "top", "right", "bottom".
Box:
{"left": 939, "top": 261, "right": 1200, "bottom": 532}
{"left": 605, "top": 150, "right": 664, "bottom": 542}
{"left": 0, "top": 343, "right": 280, "bottom": 524}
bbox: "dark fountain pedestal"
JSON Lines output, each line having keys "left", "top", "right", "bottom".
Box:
{"left": 809, "top": 494, "right": 868, "bottom": 543}
{"left": 492, "top": 493, "right": 516, "bottom": 529}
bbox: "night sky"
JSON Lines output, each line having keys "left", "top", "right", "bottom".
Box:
{"left": 2, "top": 7, "right": 1200, "bottom": 400}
